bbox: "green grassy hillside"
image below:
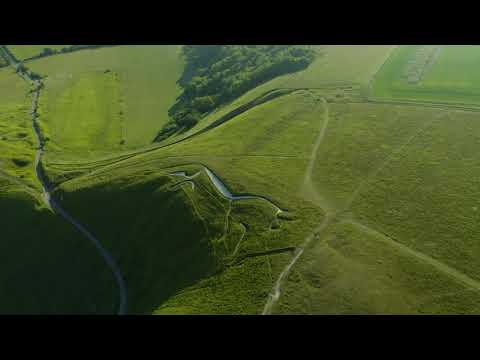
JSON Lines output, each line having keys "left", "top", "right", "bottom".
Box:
{"left": 0, "top": 63, "right": 118, "bottom": 314}
{"left": 47, "top": 90, "right": 327, "bottom": 313}
{"left": 0, "top": 179, "right": 118, "bottom": 314}
{"left": 5, "top": 45, "right": 480, "bottom": 314}
{"left": 49, "top": 84, "right": 480, "bottom": 314}
{"left": 161, "top": 45, "right": 394, "bottom": 146}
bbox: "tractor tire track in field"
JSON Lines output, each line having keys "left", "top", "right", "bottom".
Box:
{"left": 1, "top": 45, "right": 128, "bottom": 315}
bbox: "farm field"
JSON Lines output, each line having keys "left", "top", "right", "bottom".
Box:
{"left": 27, "top": 45, "right": 184, "bottom": 153}
{"left": 372, "top": 45, "right": 480, "bottom": 106}
{"left": 3, "top": 44, "right": 480, "bottom": 315}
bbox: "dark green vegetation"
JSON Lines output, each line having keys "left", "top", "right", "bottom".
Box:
{"left": 156, "top": 45, "right": 316, "bottom": 141}
{"left": 8, "top": 45, "right": 114, "bottom": 62}
{"left": 0, "top": 183, "right": 118, "bottom": 314}
{"left": 3, "top": 44, "right": 480, "bottom": 314}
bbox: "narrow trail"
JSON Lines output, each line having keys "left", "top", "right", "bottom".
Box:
{"left": 343, "top": 111, "right": 446, "bottom": 210}
{"left": 263, "top": 98, "right": 333, "bottom": 314}
{"left": 1, "top": 45, "right": 128, "bottom": 315}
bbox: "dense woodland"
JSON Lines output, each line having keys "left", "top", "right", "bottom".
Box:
{"left": 155, "top": 45, "right": 316, "bottom": 141}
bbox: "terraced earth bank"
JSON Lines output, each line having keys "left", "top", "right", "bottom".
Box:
{"left": 2, "top": 45, "right": 480, "bottom": 314}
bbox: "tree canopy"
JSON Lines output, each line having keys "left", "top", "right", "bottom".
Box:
{"left": 155, "top": 45, "right": 316, "bottom": 141}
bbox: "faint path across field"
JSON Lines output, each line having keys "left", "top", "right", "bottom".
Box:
{"left": 263, "top": 98, "right": 333, "bottom": 314}
{"left": 301, "top": 98, "right": 333, "bottom": 213}
{"left": 347, "top": 219, "right": 480, "bottom": 293}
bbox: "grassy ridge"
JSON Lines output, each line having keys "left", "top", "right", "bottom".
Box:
{"left": 0, "top": 61, "right": 119, "bottom": 314}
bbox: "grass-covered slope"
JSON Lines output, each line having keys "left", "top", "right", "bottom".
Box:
{"left": 0, "top": 180, "right": 118, "bottom": 314}
{"left": 0, "top": 67, "right": 39, "bottom": 192}
{"left": 6, "top": 45, "right": 480, "bottom": 315}
{"left": 49, "top": 83, "right": 480, "bottom": 314}
{"left": 49, "top": 91, "right": 328, "bottom": 314}
{"left": 273, "top": 101, "right": 480, "bottom": 314}
{"left": 159, "top": 45, "right": 395, "bottom": 146}
{"left": 27, "top": 45, "right": 184, "bottom": 152}
{"left": 156, "top": 45, "right": 316, "bottom": 140}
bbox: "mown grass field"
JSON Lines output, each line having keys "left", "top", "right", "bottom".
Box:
{"left": 0, "top": 63, "right": 118, "bottom": 314}
{"left": 372, "top": 45, "right": 480, "bottom": 106}
{"left": 28, "top": 45, "right": 184, "bottom": 153}
{"left": 5, "top": 45, "right": 480, "bottom": 314}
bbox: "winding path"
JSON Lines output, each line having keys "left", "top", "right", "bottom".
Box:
{"left": 1, "top": 46, "right": 128, "bottom": 315}
{"left": 302, "top": 98, "right": 334, "bottom": 213}
{"left": 262, "top": 98, "right": 332, "bottom": 314}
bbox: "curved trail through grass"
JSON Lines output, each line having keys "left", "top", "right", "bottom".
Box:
{"left": 262, "top": 215, "right": 333, "bottom": 314}
{"left": 263, "top": 98, "right": 333, "bottom": 314}
{"left": 2, "top": 46, "right": 128, "bottom": 315}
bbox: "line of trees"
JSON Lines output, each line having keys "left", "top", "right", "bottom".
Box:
{"left": 23, "top": 45, "right": 115, "bottom": 62}
{"left": 155, "top": 45, "right": 316, "bottom": 142}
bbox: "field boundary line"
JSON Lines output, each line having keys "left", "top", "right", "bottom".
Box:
{"left": 345, "top": 219, "right": 480, "bottom": 293}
